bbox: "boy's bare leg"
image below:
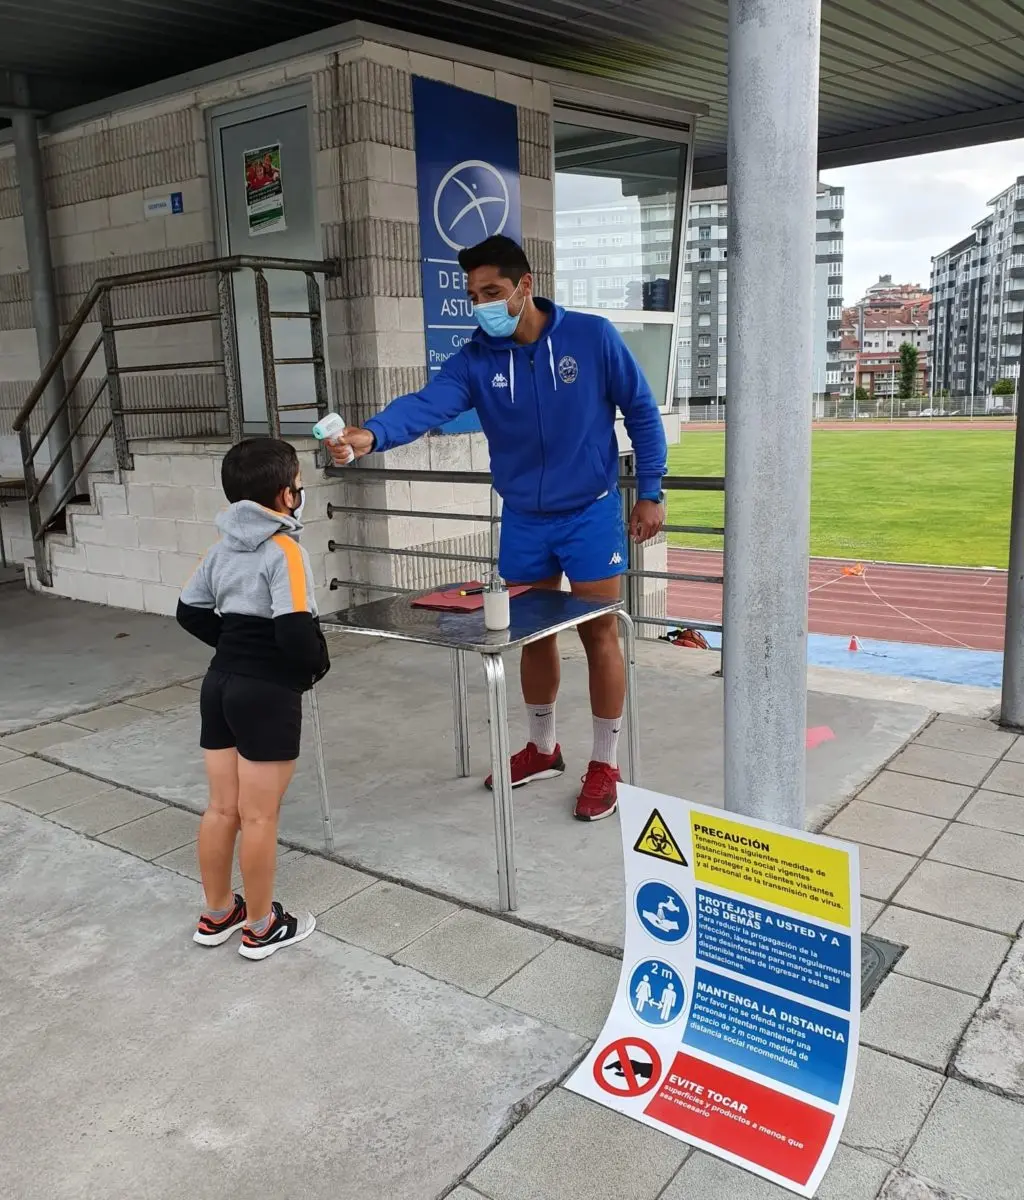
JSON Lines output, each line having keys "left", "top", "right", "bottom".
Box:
{"left": 237, "top": 757, "right": 295, "bottom": 924}
{"left": 199, "top": 748, "right": 241, "bottom": 912}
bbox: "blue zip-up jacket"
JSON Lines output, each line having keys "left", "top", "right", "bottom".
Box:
{"left": 364, "top": 300, "right": 668, "bottom": 515}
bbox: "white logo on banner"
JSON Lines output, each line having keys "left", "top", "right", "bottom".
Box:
{"left": 434, "top": 160, "right": 511, "bottom": 251}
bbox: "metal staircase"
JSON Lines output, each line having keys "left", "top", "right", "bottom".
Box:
{"left": 11, "top": 255, "right": 339, "bottom": 586}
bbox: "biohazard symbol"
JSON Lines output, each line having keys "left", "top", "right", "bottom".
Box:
{"left": 633, "top": 808, "right": 688, "bottom": 867}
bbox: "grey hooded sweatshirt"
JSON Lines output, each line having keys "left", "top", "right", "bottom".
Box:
{"left": 176, "top": 501, "right": 329, "bottom": 692}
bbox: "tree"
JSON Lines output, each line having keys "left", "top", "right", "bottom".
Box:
{"left": 898, "top": 342, "right": 919, "bottom": 400}
{"left": 993, "top": 377, "right": 1016, "bottom": 397}
{"left": 854, "top": 385, "right": 869, "bottom": 405}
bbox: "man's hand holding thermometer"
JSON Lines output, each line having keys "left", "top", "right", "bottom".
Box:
{"left": 312, "top": 413, "right": 375, "bottom": 466}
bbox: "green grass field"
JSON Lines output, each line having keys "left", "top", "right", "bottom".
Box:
{"left": 666, "top": 429, "right": 1015, "bottom": 567}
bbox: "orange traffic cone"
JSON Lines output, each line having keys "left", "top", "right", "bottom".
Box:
{"left": 848, "top": 635, "right": 860, "bottom": 652}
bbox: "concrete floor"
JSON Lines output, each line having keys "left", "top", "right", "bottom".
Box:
{"left": 46, "top": 633, "right": 929, "bottom": 947}
{"left": 3, "top": 588, "right": 1021, "bottom": 1200}
{"left": 0, "top": 802, "right": 583, "bottom": 1200}
{"left": 0, "top": 584, "right": 209, "bottom": 734}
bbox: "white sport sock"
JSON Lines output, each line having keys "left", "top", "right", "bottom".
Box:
{"left": 592, "top": 715, "right": 622, "bottom": 767}
{"left": 527, "top": 704, "right": 557, "bottom": 754}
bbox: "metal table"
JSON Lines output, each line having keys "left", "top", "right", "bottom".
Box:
{"left": 312, "top": 588, "right": 640, "bottom": 912}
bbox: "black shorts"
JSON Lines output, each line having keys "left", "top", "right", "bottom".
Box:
{"left": 199, "top": 669, "right": 303, "bottom": 762}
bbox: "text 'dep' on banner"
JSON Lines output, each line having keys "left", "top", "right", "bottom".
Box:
{"left": 567, "top": 784, "right": 860, "bottom": 1198}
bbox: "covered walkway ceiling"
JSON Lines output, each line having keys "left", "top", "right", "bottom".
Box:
{"left": 1, "top": 1, "right": 1023, "bottom": 182}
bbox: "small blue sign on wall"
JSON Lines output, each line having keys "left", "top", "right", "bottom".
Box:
{"left": 412, "top": 76, "right": 522, "bottom": 435}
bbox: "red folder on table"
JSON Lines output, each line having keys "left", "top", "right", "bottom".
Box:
{"left": 411, "top": 583, "right": 531, "bottom": 612}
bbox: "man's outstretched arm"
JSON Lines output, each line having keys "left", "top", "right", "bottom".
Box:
{"left": 328, "top": 353, "right": 472, "bottom": 463}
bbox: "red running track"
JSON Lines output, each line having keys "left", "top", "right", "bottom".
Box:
{"left": 667, "top": 549, "right": 1007, "bottom": 652}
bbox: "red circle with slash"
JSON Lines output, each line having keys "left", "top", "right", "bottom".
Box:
{"left": 593, "top": 1037, "right": 662, "bottom": 1097}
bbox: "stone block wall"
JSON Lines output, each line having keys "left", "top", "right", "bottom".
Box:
{"left": 25, "top": 439, "right": 345, "bottom": 617}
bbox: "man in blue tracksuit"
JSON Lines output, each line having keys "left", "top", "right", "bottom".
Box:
{"left": 331, "top": 235, "right": 667, "bottom": 821}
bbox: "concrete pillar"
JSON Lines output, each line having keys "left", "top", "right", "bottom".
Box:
{"left": 1001, "top": 352, "right": 1024, "bottom": 728}
{"left": 722, "top": 0, "right": 821, "bottom": 827}
{"left": 10, "top": 74, "right": 73, "bottom": 497}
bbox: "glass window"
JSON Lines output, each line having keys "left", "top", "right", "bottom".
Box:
{"left": 699, "top": 204, "right": 712, "bottom": 217}
{"left": 699, "top": 227, "right": 711, "bottom": 240}
{"left": 555, "top": 120, "right": 685, "bottom": 314}
{"left": 572, "top": 279, "right": 587, "bottom": 304}
{"left": 697, "top": 375, "right": 711, "bottom": 388}
{"left": 698, "top": 355, "right": 711, "bottom": 368}
{"left": 698, "top": 291, "right": 711, "bottom": 305}
{"left": 698, "top": 314, "right": 711, "bottom": 327}
{"left": 698, "top": 334, "right": 711, "bottom": 347}
{"left": 698, "top": 270, "right": 711, "bottom": 285}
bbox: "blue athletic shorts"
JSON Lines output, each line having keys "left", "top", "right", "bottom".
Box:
{"left": 498, "top": 490, "right": 629, "bottom": 584}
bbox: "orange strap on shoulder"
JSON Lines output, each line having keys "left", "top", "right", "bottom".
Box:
{"left": 271, "top": 534, "right": 309, "bottom": 613}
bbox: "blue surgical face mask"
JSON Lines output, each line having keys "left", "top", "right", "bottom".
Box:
{"left": 473, "top": 283, "right": 523, "bottom": 338}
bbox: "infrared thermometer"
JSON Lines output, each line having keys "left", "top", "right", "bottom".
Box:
{"left": 312, "top": 413, "right": 354, "bottom": 464}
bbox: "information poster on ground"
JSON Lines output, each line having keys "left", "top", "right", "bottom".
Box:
{"left": 568, "top": 785, "right": 860, "bottom": 1198}
{"left": 244, "top": 143, "right": 286, "bottom": 236}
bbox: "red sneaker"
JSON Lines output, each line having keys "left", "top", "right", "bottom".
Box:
{"left": 485, "top": 742, "right": 565, "bottom": 790}
{"left": 574, "top": 761, "right": 621, "bottom": 821}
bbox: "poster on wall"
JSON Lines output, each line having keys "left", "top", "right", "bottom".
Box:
{"left": 567, "top": 784, "right": 860, "bottom": 1198}
{"left": 244, "top": 143, "right": 286, "bottom": 236}
{"left": 412, "top": 76, "right": 522, "bottom": 435}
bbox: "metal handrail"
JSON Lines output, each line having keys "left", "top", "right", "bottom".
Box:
{"left": 327, "top": 464, "right": 726, "bottom": 638}
{"left": 13, "top": 253, "right": 340, "bottom": 587}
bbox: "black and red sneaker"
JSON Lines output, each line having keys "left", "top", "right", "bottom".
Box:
{"left": 238, "top": 901, "right": 316, "bottom": 961}
{"left": 485, "top": 742, "right": 566, "bottom": 791}
{"left": 193, "top": 893, "right": 247, "bottom": 947}
{"left": 573, "top": 761, "right": 622, "bottom": 821}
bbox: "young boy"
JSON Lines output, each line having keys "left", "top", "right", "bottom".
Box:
{"left": 177, "top": 438, "right": 330, "bottom": 960}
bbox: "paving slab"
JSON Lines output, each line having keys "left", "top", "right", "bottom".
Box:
{"left": 0, "top": 801, "right": 584, "bottom": 1200}
{"left": 870, "top": 905, "right": 1011, "bottom": 996}
{"left": 904, "top": 1080, "right": 1024, "bottom": 1200}
{"left": 49, "top": 789, "right": 166, "bottom": 837}
{"left": 395, "top": 910, "right": 553, "bottom": 997}
{"left": 126, "top": 685, "right": 201, "bottom": 713}
{"left": 661, "top": 1145, "right": 890, "bottom": 1199}
{"left": 153, "top": 838, "right": 292, "bottom": 885}
{"left": 913, "top": 721, "right": 1015, "bottom": 758}
{"left": 0, "top": 769, "right": 115, "bottom": 815}
{"left": 64, "top": 703, "right": 153, "bottom": 733}
{"left": 98, "top": 806, "right": 201, "bottom": 859}
{"left": 0, "top": 721, "right": 92, "bottom": 753}
{"left": 954, "top": 935, "right": 1024, "bottom": 1098}
{"left": 842, "top": 1047, "right": 944, "bottom": 1164}
{"left": 0, "top": 756, "right": 66, "bottom": 794}
{"left": 859, "top": 844, "right": 920, "bottom": 901}
{"left": 490, "top": 941, "right": 620, "bottom": 1038}
{"left": 469, "top": 1087, "right": 689, "bottom": 1200}
{"left": 825, "top": 801, "right": 948, "bottom": 857}
{"left": 886, "top": 745, "right": 996, "bottom": 788}
{"left": 878, "top": 1169, "right": 975, "bottom": 1200}
{"left": 861, "top": 897, "right": 885, "bottom": 926}
{"left": 317, "top": 881, "right": 459, "bottom": 956}
{"left": 855, "top": 772, "right": 972, "bottom": 821}
{"left": 0, "top": 744, "right": 23, "bottom": 765}
{"left": 1002, "top": 735, "right": 1024, "bottom": 764}
{"left": 0, "top": 586, "right": 210, "bottom": 733}
{"left": 958, "top": 789, "right": 1024, "bottom": 836}
{"left": 978, "top": 758, "right": 1024, "bottom": 797}
{"left": 860, "top": 974, "right": 978, "bottom": 1070}
{"left": 45, "top": 638, "right": 929, "bottom": 949}
{"left": 270, "top": 852, "right": 375, "bottom": 915}
{"left": 928, "top": 822, "right": 1024, "bottom": 881}
{"left": 893, "top": 860, "right": 1024, "bottom": 935}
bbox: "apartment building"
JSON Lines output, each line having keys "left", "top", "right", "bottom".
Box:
{"left": 845, "top": 279, "right": 931, "bottom": 402}
{"left": 673, "top": 183, "right": 844, "bottom": 407}
{"left": 930, "top": 176, "right": 1024, "bottom": 402}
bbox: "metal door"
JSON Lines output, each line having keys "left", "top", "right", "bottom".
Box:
{"left": 212, "top": 95, "right": 323, "bottom": 431}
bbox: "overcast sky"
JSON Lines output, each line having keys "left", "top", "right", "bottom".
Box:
{"left": 821, "top": 138, "right": 1024, "bottom": 305}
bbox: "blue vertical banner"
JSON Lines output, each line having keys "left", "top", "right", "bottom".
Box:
{"left": 412, "top": 77, "right": 522, "bottom": 434}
